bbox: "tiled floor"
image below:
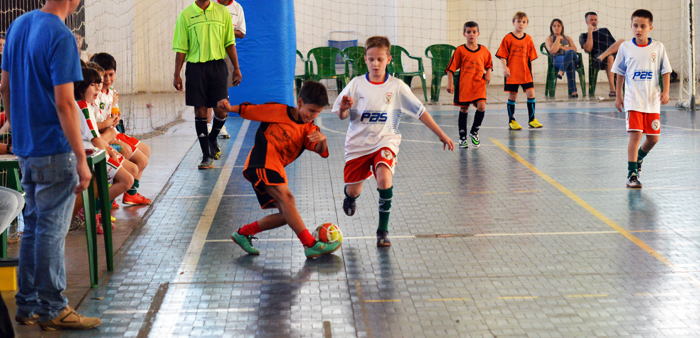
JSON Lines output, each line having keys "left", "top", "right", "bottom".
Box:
{"left": 8, "top": 97, "right": 700, "bottom": 337}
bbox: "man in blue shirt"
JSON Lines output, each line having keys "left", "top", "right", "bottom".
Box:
{"left": 0, "top": 0, "right": 100, "bottom": 331}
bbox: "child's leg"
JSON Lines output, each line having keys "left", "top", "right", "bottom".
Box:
{"left": 637, "top": 135, "right": 659, "bottom": 174}
{"left": 263, "top": 184, "right": 316, "bottom": 247}
{"left": 111, "top": 169, "right": 134, "bottom": 202}
{"left": 471, "top": 101, "right": 486, "bottom": 135}
{"left": 507, "top": 92, "right": 517, "bottom": 121}
{"left": 129, "top": 150, "right": 148, "bottom": 180}
{"left": 136, "top": 143, "right": 151, "bottom": 159}
{"left": 458, "top": 106, "right": 469, "bottom": 139}
{"left": 113, "top": 141, "right": 133, "bottom": 160}
{"left": 375, "top": 165, "right": 393, "bottom": 236}
{"left": 525, "top": 88, "right": 536, "bottom": 122}
{"left": 627, "top": 131, "right": 643, "bottom": 176}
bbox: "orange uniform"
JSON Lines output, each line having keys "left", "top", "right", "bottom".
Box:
{"left": 445, "top": 44, "right": 493, "bottom": 105}
{"left": 240, "top": 102, "right": 328, "bottom": 188}
{"left": 496, "top": 33, "right": 538, "bottom": 85}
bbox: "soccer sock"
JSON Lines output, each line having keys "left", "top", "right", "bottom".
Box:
{"left": 458, "top": 112, "right": 468, "bottom": 139}
{"left": 209, "top": 114, "right": 226, "bottom": 141}
{"left": 238, "top": 221, "right": 261, "bottom": 236}
{"left": 628, "top": 161, "right": 638, "bottom": 177}
{"left": 638, "top": 147, "right": 649, "bottom": 161}
{"left": 344, "top": 185, "right": 358, "bottom": 201}
{"left": 527, "top": 98, "right": 536, "bottom": 122}
{"left": 195, "top": 118, "right": 211, "bottom": 158}
{"left": 297, "top": 229, "right": 317, "bottom": 247}
{"left": 471, "top": 110, "right": 485, "bottom": 134}
{"left": 95, "top": 199, "right": 101, "bottom": 214}
{"left": 507, "top": 100, "right": 516, "bottom": 121}
{"left": 377, "top": 186, "right": 393, "bottom": 232}
{"left": 126, "top": 183, "right": 137, "bottom": 195}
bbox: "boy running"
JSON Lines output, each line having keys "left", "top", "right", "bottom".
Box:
{"left": 334, "top": 36, "right": 454, "bottom": 247}
{"left": 219, "top": 81, "right": 341, "bottom": 258}
{"left": 446, "top": 21, "right": 493, "bottom": 148}
{"left": 612, "top": 9, "right": 671, "bottom": 188}
{"left": 496, "top": 11, "right": 543, "bottom": 130}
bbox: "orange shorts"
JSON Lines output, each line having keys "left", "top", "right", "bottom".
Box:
{"left": 344, "top": 148, "right": 397, "bottom": 184}
{"left": 243, "top": 168, "right": 287, "bottom": 209}
{"left": 626, "top": 111, "right": 661, "bottom": 135}
{"left": 116, "top": 133, "right": 140, "bottom": 152}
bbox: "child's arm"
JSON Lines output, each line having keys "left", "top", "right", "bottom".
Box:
{"left": 500, "top": 58, "right": 510, "bottom": 78}
{"left": 615, "top": 74, "right": 625, "bottom": 112}
{"left": 419, "top": 112, "right": 454, "bottom": 151}
{"left": 336, "top": 95, "right": 354, "bottom": 120}
{"left": 484, "top": 68, "right": 492, "bottom": 85}
{"left": 90, "top": 137, "right": 120, "bottom": 160}
{"left": 97, "top": 114, "right": 118, "bottom": 130}
{"left": 446, "top": 70, "right": 455, "bottom": 94}
{"left": 661, "top": 73, "right": 670, "bottom": 105}
{"left": 307, "top": 130, "right": 328, "bottom": 156}
{"left": 217, "top": 99, "right": 240, "bottom": 113}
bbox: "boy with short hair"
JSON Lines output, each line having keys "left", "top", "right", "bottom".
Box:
{"left": 218, "top": 81, "right": 341, "bottom": 258}
{"left": 496, "top": 11, "right": 543, "bottom": 130}
{"left": 446, "top": 21, "right": 493, "bottom": 148}
{"left": 334, "top": 36, "right": 454, "bottom": 247}
{"left": 90, "top": 53, "right": 152, "bottom": 205}
{"left": 612, "top": 9, "right": 671, "bottom": 188}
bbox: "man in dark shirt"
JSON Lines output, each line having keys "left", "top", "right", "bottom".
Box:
{"left": 579, "top": 12, "right": 625, "bottom": 96}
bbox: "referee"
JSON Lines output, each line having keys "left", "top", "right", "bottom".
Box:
{"left": 173, "top": 0, "right": 242, "bottom": 169}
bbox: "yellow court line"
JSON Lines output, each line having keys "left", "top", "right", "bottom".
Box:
{"left": 567, "top": 294, "right": 608, "bottom": 298}
{"left": 364, "top": 299, "right": 402, "bottom": 303}
{"left": 429, "top": 298, "right": 471, "bottom": 302}
{"left": 498, "top": 296, "right": 538, "bottom": 300}
{"left": 490, "top": 138, "right": 700, "bottom": 289}
{"left": 470, "top": 191, "right": 495, "bottom": 194}
{"left": 424, "top": 192, "right": 451, "bottom": 195}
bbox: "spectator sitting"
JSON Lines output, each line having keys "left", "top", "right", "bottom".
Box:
{"left": 546, "top": 19, "right": 579, "bottom": 97}
{"left": 579, "top": 11, "right": 625, "bottom": 97}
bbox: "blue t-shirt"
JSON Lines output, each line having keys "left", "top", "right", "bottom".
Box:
{"left": 1, "top": 10, "right": 83, "bottom": 157}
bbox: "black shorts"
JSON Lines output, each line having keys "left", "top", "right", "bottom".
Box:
{"left": 185, "top": 59, "right": 228, "bottom": 108}
{"left": 243, "top": 168, "right": 286, "bottom": 209}
{"left": 504, "top": 82, "right": 534, "bottom": 93}
{"left": 591, "top": 53, "right": 616, "bottom": 70}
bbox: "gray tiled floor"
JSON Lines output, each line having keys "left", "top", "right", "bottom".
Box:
{"left": 18, "top": 102, "right": 700, "bottom": 337}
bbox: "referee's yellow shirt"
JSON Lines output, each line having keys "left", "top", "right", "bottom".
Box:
{"left": 173, "top": 2, "right": 235, "bottom": 63}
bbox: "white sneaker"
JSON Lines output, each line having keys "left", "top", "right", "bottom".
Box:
{"left": 626, "top": 173, "right": 642, "bottom": 188}
{"left": 219, "top": 125, "right": 230, "bottom": 139}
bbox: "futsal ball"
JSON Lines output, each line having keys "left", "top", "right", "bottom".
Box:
{"left": 312, "top": 223, "right": 343, "bottom": 243}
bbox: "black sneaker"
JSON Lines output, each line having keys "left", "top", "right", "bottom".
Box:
{"left": 637, "top": 158, "right": 644, "bottom": 177}
{"left": 376, "top": 230, "right": 391, "bottom": 247}
{"left": 458, "top": 137, "right": 469, "bottom": 149}
{"left": 209, "top": 138, "right": 221, "bottom": 160}
{"left": 198, "top": 157, "right": 214, "bottom": 169}
{"left": 343, "top": 196, "right": 356, "bottom": 216}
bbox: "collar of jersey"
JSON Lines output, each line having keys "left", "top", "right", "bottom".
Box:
{"left": 365, "top": 73, "right": 389, "bottom": 85}
{"left": 632, "top": 37, "right": 651, "bottom": 47}
{"left": 464, "top": 44, "right": 481, "bottom": 53}
{"left": 510, "top": 32, "right": 527, "bottom": 40}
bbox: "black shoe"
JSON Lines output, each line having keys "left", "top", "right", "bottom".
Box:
{"left": 198, "top": 157, "right": 214, "bottom": 169}
{"left": 343, "top": 196, "right": 356, "bottom": 216}
{"left": 376, "top": 230, "right": 391, "bottom": 247}
{"left": 209, "top": 138, "right": 221, "bottom": 160}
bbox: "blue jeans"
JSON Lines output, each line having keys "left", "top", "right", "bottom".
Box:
{"left": 15, "top": 152, "right": 78, "bottom": 322}
{"left": 553, "top": 50, "right": 579, "bottom": 94}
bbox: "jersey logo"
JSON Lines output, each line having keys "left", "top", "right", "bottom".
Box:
{"left": 385, "top": 93, "right": 393, "bottom": 103}
{"left": 651, "top": 119, "right": 660, "bottom": 131}
{"left": 632, "top": 71, "right": 653, "bottom": 81}
{"left": 381, "top": 149, "right": 393, "bottom": 160}
{"left": 99, "top": 102, "right": 105, "bottom": 110}
{"left": 360, "top": 112, "right": 388, "bottom": 123}
{"left": 651, "top": 53, "right": 657, "bottom": 61}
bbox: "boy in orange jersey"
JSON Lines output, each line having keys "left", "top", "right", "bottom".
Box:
{"left": 496, "top": 11, "right": 543, "bottom": 130}
{"left": 217, "top": 81, "right": 341, "bottom": 259}
{"left": 446, "top": 21, "right": 493, "bottom": 148}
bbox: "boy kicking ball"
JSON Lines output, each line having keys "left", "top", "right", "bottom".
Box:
{"left": 219, "top": 81, "right": 341, "bottom": 258}
{"left": 612, "top": 9, "right": 671, "bottom": 188}
{"left": 333, "top": 36, "right": 454, "bottom": 247}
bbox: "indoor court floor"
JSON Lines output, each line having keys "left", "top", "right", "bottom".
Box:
{"left": 48, "top": 103, "right": 700, "bottom": 337}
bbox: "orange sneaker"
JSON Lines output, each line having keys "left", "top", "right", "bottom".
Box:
{"left": 111, "top": 200, "right": 119, "bottom": 209}
{"left": 122, "top": 193, "right": 152, "bottom": 205}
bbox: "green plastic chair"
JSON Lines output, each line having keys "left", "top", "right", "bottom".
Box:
{"left": 306, "top": 47, "right": 349, "bottom": 93}
{"left": 342, "top": 46, "right": 368, "bottom": 79}
{"left": 295, "top": 50, "right": 310, "bottom": 97}
{"left": 425, "top": 44, "right": 456, "bottom": 102}
{"left": 388, "top": 45, "right": 428, "bottom": 102}
{"left": 540, "top": 43, "right": 586, "bottom": 97}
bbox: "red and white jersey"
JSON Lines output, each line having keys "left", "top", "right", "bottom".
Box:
{"left": 332, "top": 74, "right": 426, "bottom": 162}
{"left": 223, "top": 1, "right": 246, "bottom": 34}
{"left": 95, "top": 87, "right": 118, "bottom": 123}
{"left": 77, "top": 100, "right": 101, "bottom": 149}
{"left": 611, "top": 38, "right": 672, "bottom": 113}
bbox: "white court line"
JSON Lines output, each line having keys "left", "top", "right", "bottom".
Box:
{"left": 149, "top": 120, "right": 250, "bottom": 338}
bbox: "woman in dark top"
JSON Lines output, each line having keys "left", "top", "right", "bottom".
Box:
{"left": 546, "top": 19, "right": 579, "bottom": 97}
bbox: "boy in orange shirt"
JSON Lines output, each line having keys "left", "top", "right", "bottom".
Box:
{"left": 446, "top": 21, "right": 493, "bottom": 148}
{"left": 496, "top": 12, "right": 544, "bottom": 130}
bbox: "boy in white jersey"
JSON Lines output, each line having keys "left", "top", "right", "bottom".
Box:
{"left": 333, "top": 36, "right": 454, "bottom": 247}
{"left": 612, "top": 9, "right": 671, "bottom": 188}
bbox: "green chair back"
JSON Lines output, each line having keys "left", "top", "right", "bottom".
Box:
{"left": 388, "top": 45, "right": 428, "bottom": 101}
{"left": 306, "top": 47, "right": 348, "bottom": 92}
{"left": 424, "top": 44, "right": 456, "bottom": 101}
{"left": 342, "top": 46, "right": 368, "bottom": 78}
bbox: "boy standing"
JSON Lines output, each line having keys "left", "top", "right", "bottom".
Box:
{"left": 496, "top": 12, "right": 543, "bottom": 130}
{"left": 334, "top": 36, "right": 454, "bottom": 247}
{"left": 219, "top": 81, "right": 341, "bottom": 258}
{"left": 446, "top": 21, "right": 493, "bottom": 148}
{"left": 612, "top": 9, "right": 671, "bottom": 188}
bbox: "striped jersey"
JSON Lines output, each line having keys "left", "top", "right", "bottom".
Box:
{"left": 611, "top": 38, "right": 672, "bottom": 113}
{"left": 332, "top": 74, "right": 426, "bottom": 162}
{"left": 77, "top": 100, "right": 101, "bottom": 149}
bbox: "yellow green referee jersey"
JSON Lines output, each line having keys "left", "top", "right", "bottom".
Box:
{"left": 173, "top": 1, "right": 236, "bottom": 63}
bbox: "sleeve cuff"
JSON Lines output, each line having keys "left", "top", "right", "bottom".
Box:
{"left": 319, "top": 148, "right": 329, "bottom": 158}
